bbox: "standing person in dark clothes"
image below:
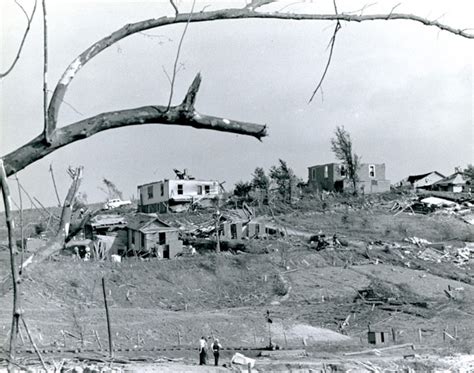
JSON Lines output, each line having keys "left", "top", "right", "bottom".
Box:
{"left": 199, "top": 336, "right": 207, "bottom": 365}
{"left": 211, "top": 338, "right": 222, "bottom": 366}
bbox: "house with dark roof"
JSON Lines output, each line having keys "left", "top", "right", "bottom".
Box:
{"left": 397, "top": 171, "right": 445, "bottom": 190}
{"left": 126, "top": 214, "right": 183, "bottom": 258}
{"left": 433, "top": 172, "right": 471, "bottom": 193}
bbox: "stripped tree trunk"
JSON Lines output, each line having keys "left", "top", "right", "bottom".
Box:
{"left": 0, "top": 167, "right": 84, "bottom": 298}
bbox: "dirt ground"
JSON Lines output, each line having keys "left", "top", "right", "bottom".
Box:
{"left": 0, "top": 196, "right": 473, "bottom": 371}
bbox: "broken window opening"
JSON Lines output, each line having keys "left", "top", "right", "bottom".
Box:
{"left": 197, "top": 185, "right": 203, "bottom": 195}
{"left": 141, "top": 233, "right": 146, "bottom": 248}
{"left": 369, "top": 165, "right": 376, "bottom": 178}
{"left": 205, "top": 185, "right": 210, "bottom": 194}
{"left": 160, "top": 183, "right": 164, "bottom": 196}
{"left": 177, "top": 184, "right": 184, "bottom": 195}
{"left": 340, "top": 165, "right": 346, "bottom": 177}
{"left": 147, "top": 185, "right": 153, "bottom": 199}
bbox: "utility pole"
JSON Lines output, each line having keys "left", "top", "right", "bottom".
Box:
{"left": 215, "top": 208, "right": 221, "bottom": 253}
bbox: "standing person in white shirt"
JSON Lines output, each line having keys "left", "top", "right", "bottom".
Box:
{"left": 199, "top": 336, "right": 207, "bottom": 365}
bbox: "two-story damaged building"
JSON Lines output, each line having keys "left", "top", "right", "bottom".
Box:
{"left": 138, "top": 170, "right": 220, "bottom": 213}
{"left": 308, "top": 163, "right": 390, "bottom": 194}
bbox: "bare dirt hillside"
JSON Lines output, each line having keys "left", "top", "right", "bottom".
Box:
{"left": 0, "top": 195, "right": 473, "bottom": 371}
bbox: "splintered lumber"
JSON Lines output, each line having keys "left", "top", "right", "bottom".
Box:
{"left": 259, "top": 349, "right": 307, "bottom": 358}
{"left": 343, "top": 343, "right": 414, "bottom": 356}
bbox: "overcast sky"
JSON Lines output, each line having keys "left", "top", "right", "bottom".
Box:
{"left": 1, "top": 0, "right": 472, "bottom": 207}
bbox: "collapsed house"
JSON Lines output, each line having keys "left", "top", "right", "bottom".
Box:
{"left": 83, "top": 214, "right": 128, "bottom": 256}
{"left": 137, "top": 169, "right": 220, "bottom": 213}
{"left": 126, "top": 214, "right": 183, "bottom": 258}
{"left": 395, "top": 171, "right": 445, "bottom": 190}
{"left": 307, "top": 162, "right": 390, "bottom": 194}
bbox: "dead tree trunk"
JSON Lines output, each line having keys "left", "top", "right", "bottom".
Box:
{"left": 0, "top": 167, "right": 83, "bottom": 298}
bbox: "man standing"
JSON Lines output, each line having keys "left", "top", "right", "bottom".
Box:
{"left": 199, "top": 336, "right": 207, "bottom": 365}
{"left": 211, "top": 338, "right": 222, "bottom": 366}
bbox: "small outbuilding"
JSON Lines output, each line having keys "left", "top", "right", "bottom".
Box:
{"left": 367, "top": 331, "right": 389, "bottom": 345}
{"left": 126, "top": 214, "right": 183, "bottom": 258}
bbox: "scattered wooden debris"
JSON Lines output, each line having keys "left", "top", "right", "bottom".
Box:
{"left": 343, "top": 343, "right": 415, "bottom": 356}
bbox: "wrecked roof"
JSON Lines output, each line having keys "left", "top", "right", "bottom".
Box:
{"left": 407, "top": 171, "right": 444, "bottom": 183}
{"left": 88, "top": 214, "right": 127, "bottom": 228}
{"left": 127, "top": 213, "right": 171, "bottom": 232}
{"left": 434, "top": 172, "right": 470, "bottom": 186}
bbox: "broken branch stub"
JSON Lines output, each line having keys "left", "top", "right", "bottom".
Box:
{"left": 181, "top": 73, "right": 202, "bottom": 113}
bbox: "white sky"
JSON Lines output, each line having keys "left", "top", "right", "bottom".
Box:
{"left": 1, "top": 0, "right": 473, "bottom": 206}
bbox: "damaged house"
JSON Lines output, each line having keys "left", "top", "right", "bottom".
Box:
{"left": 433, "top": 171, "right": 471, "bottom": 193}
{"left": 126, "top": 214, "right": 183, "bottom": 258}
{"left": 137, "top": 169, "right": 220, "bottom": 213}
{"left": 307, "top": 163, "right": 390, "bottom": 194}
{"left": 84, "top": 214, "right": 128, "bottom": 257}
{"left": 396, "top": 171, "right": 445, "bottom": 190}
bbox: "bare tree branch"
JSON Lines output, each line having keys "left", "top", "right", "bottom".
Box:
{"left": 169, "top": 0, "right": 179, "bottom": 17}
{"left": 46, "top": 8, "right": 474, "bottom": 130}
{"left": 49, "top": 163, "right": 62, "bottom": 207}
{"left": 0, "top": 0, "right": 38, "bottom": 78}
{"left": 181, "top": 72, "right": 201, "bottom": 112}
{"left": 42, "top": 0, "right": 51, "bottom": 143}
{"left": 308, "top": 0, "right": 341, "bottom": 103}
{"left": 166, "top": 0, "right": 196, "bottom": 110}
{"left": 343, "top": 2, "right": 378, "bottom": 16}
{"left": 2, "top": 74, "right": 267, "bottom": 177}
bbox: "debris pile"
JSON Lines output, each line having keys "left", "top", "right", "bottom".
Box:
{"left": 401, "top": 238, "right": 474, "bottom": 267}
{"left": 391, "top": 195, "right": 473, "bottom": 224}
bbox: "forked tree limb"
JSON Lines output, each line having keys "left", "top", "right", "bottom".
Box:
{"left": 46, "top": 8, "right": 474, "bottom": 130}
{"left": 2, "top": 73, "right": 267, "bottom": 177}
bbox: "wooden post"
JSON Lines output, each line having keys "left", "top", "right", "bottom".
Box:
{"left": 391, "top": 328, "right": 397, "bottom": 343}
{"left": 178, "top": 331, "right": 181, "bottom": 346}
{"left": 454, "top": 326, "right": 458, "bottom": 339}
{"left": 248, "top": 362, "right": 252, "bottom": 373}
{"left": 215, "top": 208, "right": 221, "bottom": 253}
{"left": 443, "top": 328, "right": 446, "bottom": 342}
{"left": 102, "top": 277, "right": 113, "bottom": 357}
{"left": 417, "top": 328, "right": 422, "bottom": 343}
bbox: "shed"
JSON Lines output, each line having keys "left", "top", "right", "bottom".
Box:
{"left": 126, "top": 214, "right": 183, "bottom": 258}
{"left": 367, "top": 331, "right": 389, "bottom": 345}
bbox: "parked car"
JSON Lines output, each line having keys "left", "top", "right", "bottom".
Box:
{"left": 103, "top": 198, "right": 132, "bottom": 210}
